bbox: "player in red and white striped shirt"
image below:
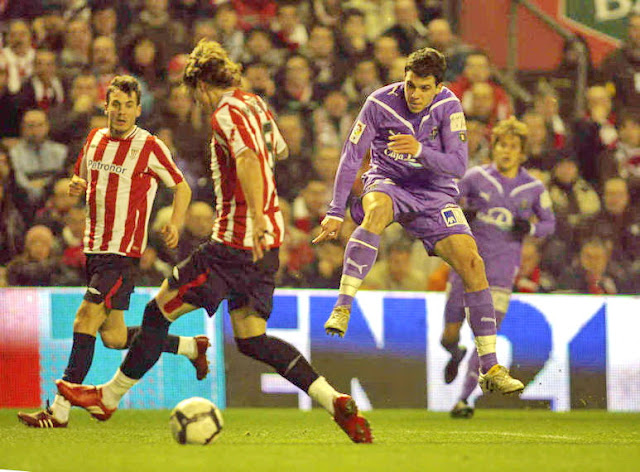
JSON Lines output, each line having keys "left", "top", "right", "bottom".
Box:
{"left": 56, "top": 41, "right": 372, "bottom": 443}
{"left": 18, "top": 76, "right": 210, "bottom": 429}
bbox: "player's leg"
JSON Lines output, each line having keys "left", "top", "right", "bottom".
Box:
{"left": 435, "top": 234, "right": 523, "bottom": 394}
{"left": 441, "top": 272, "right": 467, "bottom": 383}
{"left": 230, "top": 306, "right": 372, "bottom": 443}
{"left": 56, "top": 280, "right": 200, "bottom": 419}
{"left": 453, "top": 306, "right": 508, "bottom": 418}
{"left": 18, "top": 299, "right": 107, "bottom": 427}
{"left": 325, "top": 191, "right": 393, "bottom": 337}
{"left": 101, "top": 310, "right": 210, "bottom": 380}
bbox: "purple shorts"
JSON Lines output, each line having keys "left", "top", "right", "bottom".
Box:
{"left": 350, "top": 174, "right": 473, "bottom": 255}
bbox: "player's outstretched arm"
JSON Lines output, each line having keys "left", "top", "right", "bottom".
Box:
{"left": 162, "top": 180, "right": 192, "bottom": 249}
{"left": 529, "top": 187, "right": 556, "bottom": 238}
{"left": 236, "top": 148, "right": 268, "bottom": 262}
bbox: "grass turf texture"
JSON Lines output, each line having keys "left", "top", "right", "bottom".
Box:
{"left": 1, "top": 409, "right": 639, "bottom": 472}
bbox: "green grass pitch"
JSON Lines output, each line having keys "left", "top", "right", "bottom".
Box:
{"left": 1, "top": 408, "right": 639, "bottom": 472}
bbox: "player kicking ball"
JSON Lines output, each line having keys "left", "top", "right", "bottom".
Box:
{"left": 314, "top": 47, "right": 524, "bottom": 395}
{"left": 18, "top": 75, "right": 207, "bottom": 429}
{"left": 55, "top": 40, "right": 372, "bottom": 443}
{"left": 445, "top": 117, "right": 555, "bottom": 418}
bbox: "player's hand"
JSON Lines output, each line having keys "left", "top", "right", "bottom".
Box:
{"left": 160, "top": 224, "right": 180, "bottom": 249}
{"left": 252, "top": 214, "right": 270, "bottom": 262}
{"left": 388, "top": 134, "right": 420, "bottom": 156}
{"left": 313, "top": 216, "right": 342, "bottom": 244}
{"left": 511, "top": 218, "right": 531, "bottom": 240}
{"left": 68, "top": 175, "right": 87, "bottom": 196}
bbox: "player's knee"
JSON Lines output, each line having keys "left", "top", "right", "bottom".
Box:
{"left": 73, "top": 304, "right": 101, "bottom": 333}
{"left": 100, "top": 330, "right": 127, "bottom": 349}
{"left": 362, "top": 201, "right": 393, "bottom": 232}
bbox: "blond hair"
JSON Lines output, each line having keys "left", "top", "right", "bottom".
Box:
{"left": 183, "top": 39, "right": 242, "bottom": 90}
{"left": 491, "top": 116, "right": 528, "bottom": 150}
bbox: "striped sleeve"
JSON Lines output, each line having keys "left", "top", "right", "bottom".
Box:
{"left": 147, "top": 137, "right": 184, "bottom": 187}
{"left": 73, "top": 128, "right": 99, "bottom": 179}
{"left": 215, "top": 104, "right": 258, "bottom": 159}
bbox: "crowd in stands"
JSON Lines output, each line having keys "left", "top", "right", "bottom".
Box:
{"left": 1, "top": 0, "right": 640, "bottom": 295}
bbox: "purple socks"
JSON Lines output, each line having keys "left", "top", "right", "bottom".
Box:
{"left": 464, "top": 289, "right": 498, "bottom": 373}
{"left": 335, "top": 227, "right": 380, "bottom": 308}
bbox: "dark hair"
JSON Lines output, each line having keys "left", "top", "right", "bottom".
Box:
{"left": 405, "top": 47, "right": 447, "bottom": 84}
{"left": 618, "top": 108, "right": 640, "bottom": 127}
{"left": 106, "top": 75, "right": 141, "bottom": 105}
{"left": 343, "top": 8, "right": 366, "bottom": 22}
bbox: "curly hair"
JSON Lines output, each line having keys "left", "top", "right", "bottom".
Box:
{"left": 405, "top": 47, "right": 447, "bottom": 84}
{"left": 183, "top": 39, "right": 242, "bottom": 90}
{"left": 491, "top": 116, "right": 528, "bottom": 150}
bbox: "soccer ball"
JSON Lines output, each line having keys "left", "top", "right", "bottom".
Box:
{"left": 169, "top": 397, "right": 223, "bottom": 445}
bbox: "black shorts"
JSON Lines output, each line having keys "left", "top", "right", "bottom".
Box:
{"left": 84, "top": 254, "right": 139, "bottom": 310}
{"left": 167, "top": 241, "right": 279, "bottom": 320}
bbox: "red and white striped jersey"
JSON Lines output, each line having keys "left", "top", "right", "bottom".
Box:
{"left": 209, "top": 89, "right": 287, "bottom": 250}
{"left": 74, "top": 126, "right": 184, "bottom": 258}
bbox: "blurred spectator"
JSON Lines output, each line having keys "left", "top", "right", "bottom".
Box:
{"left": 126, "top": 35, "right": 166, "bottom": 93}
{"left": 311, "top": 0, "right": 343, "bottom": 28}
{"left": 533, "top": 83, "right": 568, "bottom": 150}
{"left": 91, "top": 4, "right": 118, "bottom": 42}
{"left": 579, "top": 178, "right": 640, "bottom": 267}
{"left": 312, "top": 90, "right": 354, "bottom": 149}
{"left": 213, "top": 4, "right": 244, "bottom": 62}
{"left": 7, "top": 225, "right": 61, "bottom": 286}
{"left": 466, "top": 118, "right": 490, "bottom": 167}
{"left": 336, "top": 8, "right": 372, "bottom": 63}
{"left": 304, "top": 24, "right": 347, "bottom": 92}
{"left": 272, "top": 1, "right": 308, "bottom": 52}
{"left": 177, "top": 201, "right": 214, "bottom": 261}
{"left": 449, "top": 51, "right": 511, "bottom": 122}
{"left": 0, "top": 0, "right": 42, "bottom": 22}
{"left": 373, "top": 35, "right": 401, "bottom": 83}
{"left": 272, "top": 54, "right": 321, "bottom": 120}
{"left": 552, "top": 36, "right": 596, "bottom": 119}
{"left": 0, "top": 142, "right": 29, "bottom": 219}
{"left": 274, "top": 113, "right": 314, "bottom": 200}
{"left": 166, "top": 53, "right": 189, "bottom": 88}
{"left": 49, "top": 73, "right": 102, "bottom": 158}
{"left": 311, "top": 146, "right": 340, "bottom": 188}
{"left": 548, "top": 158, "right": 600, "bottom": 243}
{"left": 278, "top": 198, "right": 313, "bottom": 276}
{"left": 125, "top": 0, "right": 188, "bottom": 67}
{"left": 61, "top": 0, "right": 92, "bottom": 24}
{"left": 301, "top": 237, "right": 343, "bottom": 288}
{"left": 388, "top": 55, "right": 408, "bottom": 82}
{"left": 343, "top": 0, "right": 395, "bottom": 41}
{"left": 557, "top": 238, "right": 619, "bottom": 294}
{"left": 33, "top": 177, "right": 81, "bottom": 236}
{"left": 0, "top": 176, "right": 26, "bottom": 265}
{"left": 240, "top": 27, "right": 286, "bottom": 71}
{"left": 244, "top": 62, "right": 276, "bottom": 101}
{"left": 171, "top": 0, "right": 214, "bottom": 30}
{"left": 191, "top": 18, "right": 217, "bottom": 47}
{"left": 427, "top": 18, "right": 472, "bottom": 82}
{"left": 9, "top": 109, "right": 67, "bottom": 207}
{"left": 522, "top": 111, "right": 558, "bottom": 174}
{"left": 59, "top": 19, "right": 92, "bottom": 81}
{"left": 137, "top": 245, "right": 171, "bottom": 286}
{"left": 600, "top": 13, "right": 640, "bottom": 112}
{"left": 0, "top": 56, "right": 20, "bottom": 141}
{"left": 426, "top": 260, "right": 449, "bottom": 291}
{"left": 59, "top": 205, "right": 86, "bottom": 275}
{"left": 342, "top": 58, "right": 382, "bottom": 107}
{"left": 293, "top": 180, "right": 330, "bottom": 233}
{"left": 231, "top": 0, "right": 278, "bottom": 31}
{"left": 514, "top": 240, "right": 555, "bottom": 293}
{"left": 598, "top": 108, "right": 640, "bottom": 197}
{"left": 363, "top": 238, "right": 427, "bottom": 290}
{"left": 33, "top": 4, "right": 66, "bottom": 52}
{"left": 465, "top": 82, "right": 496, "bottom": 125}
{"left": 17, "top": 48, "right": 65, "bottom": 113}
{"left": 573, "top": 85, "right": 617, "bottom": 184}
{"left": 2, "top": 19, "right": 35, "bottom": 93}
{"left": 382, "top": 0, "right": 428, "bottom": 56}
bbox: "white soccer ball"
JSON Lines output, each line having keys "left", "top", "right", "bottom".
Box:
{"left": 169, "top": 397, "right": 223, "bottom": 445}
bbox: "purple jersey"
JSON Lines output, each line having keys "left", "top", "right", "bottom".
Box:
{"left": 327, "top": 83, "right": 468, "bottom": 219}
{"left": 459, "top": 164, "right": 555, "bottom": 284}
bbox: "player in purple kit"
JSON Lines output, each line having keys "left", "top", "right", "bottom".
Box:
{"left": 314, "top": 47, "right": 524, "bottom": 394}
{"left": 445, "top": 117, "right": 556, "bottom": 418}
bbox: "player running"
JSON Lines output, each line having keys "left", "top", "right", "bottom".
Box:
{"left": 17, "top": 76, "right": 207, "bottom": 429}
{"left": 445, "top": 117, "right": 555, "bottom": 418}
{"left": 314, "top": 47, "right": 524, "bottom": 395}
{"left": 55, "top": 40, "right": 372, "bottom": 444}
